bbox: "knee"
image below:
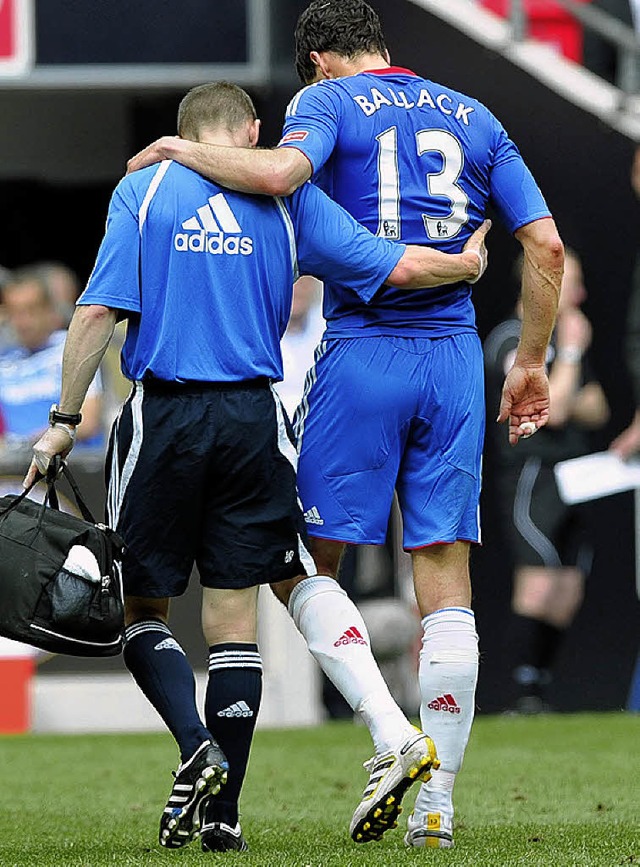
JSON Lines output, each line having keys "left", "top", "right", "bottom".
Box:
{"left": 124, "top": 597, "right": 168, "bottom": 627}
{"left": 270, "top": 575, "right": 304, "bottom": 607}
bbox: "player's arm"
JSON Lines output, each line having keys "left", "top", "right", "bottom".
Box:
{"left": 127, "top": 137, "right": 312, "bottom": 197}
{"left": 23, "top": 305, "right": 117, "bottom": 487}
{"left": 498, "top": 216, "right": 564, "bottom": 444}
{"left": 389, "top": 221, "right": 490, "bottom": 289}
{"left": 23, "top": 179, "right": 141, "bottom": 487}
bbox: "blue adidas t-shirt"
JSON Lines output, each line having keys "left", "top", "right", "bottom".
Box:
{"left": 79, "top": 161, "right": 404, "bottom": 383}
{"left": 279, "top": 67, "right": 551, "bottom": 337}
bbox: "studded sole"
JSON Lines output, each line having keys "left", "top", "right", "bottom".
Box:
{"left": 352, "top": 753, "right": 439, "bottom": 843}
{"left": 159, "top": 766, "right": 228, "bottom": 849}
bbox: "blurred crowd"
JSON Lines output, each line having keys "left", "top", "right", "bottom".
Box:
{"left": 0, "top": 261, "right": 128, "bottom": 462}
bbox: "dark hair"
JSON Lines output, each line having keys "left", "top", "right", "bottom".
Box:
{"left": 294, "top": 0, "right": 388, "bottom": 84}
{"left": 177, "top": 82, "right": 257, "bottom": 141}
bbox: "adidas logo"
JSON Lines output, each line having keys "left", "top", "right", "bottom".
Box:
{"left": 174, "top": 192, "right": 253, "bottom": 256}
{"left": 217, "top": 701, "right": 254, "bottom": 718}
{"left": 303, "top": 505, "right": 324, "bottom": 526}
{"left": 154, "top": 638, "right": 185, "bottom": 655}
{"left": 427, "top": 694, "right": 461, "bottom": 714}
{"left": 334, "top": 626, "right": 367, "bottom": 647}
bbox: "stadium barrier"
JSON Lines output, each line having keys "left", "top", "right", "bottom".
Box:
{"left": 0, "top": 637, "right": 35, "bottom": 733}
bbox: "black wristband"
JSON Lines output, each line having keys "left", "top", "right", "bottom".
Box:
{"left": 49, "top": 403, "right": 82, "bottom": 426}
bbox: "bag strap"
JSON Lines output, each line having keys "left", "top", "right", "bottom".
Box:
{"left": 0, "top": 475, "right": 41, "bottom": 518}
{"left": 0, "top": 457, "right": 97, "bottom": 525}
{"left": 59, "top": 462, "right": 96, "bottom": 524}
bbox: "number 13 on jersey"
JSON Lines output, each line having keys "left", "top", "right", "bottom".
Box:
{"left": 376, "top": 127, "right": 470, "bottom": 241}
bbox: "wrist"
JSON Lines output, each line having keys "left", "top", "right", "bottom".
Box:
{"left": 556, "top": 346, "right": 583, "bottom": 364}
{"left": 465, "top": 249, "right": 483, "bottom": 283}
{"left": 50, "top": 422, "right": 76, "bottom": 442}
{"left": 49, "top": 403, "right": 82, "bottom": 426}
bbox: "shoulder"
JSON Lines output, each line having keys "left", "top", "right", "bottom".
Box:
{"left": 114, "top": 160, "right": 184, "bottom": 205}
{"left": 286, "top": 80, "right": 342, "bottom": 117}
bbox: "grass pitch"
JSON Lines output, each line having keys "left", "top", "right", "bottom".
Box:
{"left": 0, "top": 713, "right": 638, "bottom": 866}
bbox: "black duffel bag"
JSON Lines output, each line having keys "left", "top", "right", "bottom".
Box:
{"left": 0, "top": 460, "right": 124, "bottom": 657}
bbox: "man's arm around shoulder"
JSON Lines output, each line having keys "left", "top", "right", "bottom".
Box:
{"left": 127, "top": 137, "right": 312, "bottom": 197}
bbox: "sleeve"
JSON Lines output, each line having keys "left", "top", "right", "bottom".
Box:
{"left": 77, "top": 179, "right": 142, "bottom": 314}
{"left": 278, "top": 82, "right": 342, "bottom": 175}
{"left": 286, "top": 183, "right": 405, "bottom": 304}
{"left": 488, "top": 123, "right": 552, "bottom": 235}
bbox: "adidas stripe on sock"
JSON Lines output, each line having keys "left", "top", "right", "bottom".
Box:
{"left": 203, "top": 643, "right": 262, "bottom": 828}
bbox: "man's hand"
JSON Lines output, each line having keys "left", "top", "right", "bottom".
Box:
{"left": 497, "top": 362, "right": 550, "bottom": 445}
{"left": 23, "top": 426, "right": 75, "bottom": 489}
{"left": 127, "top": 136, "right": 179, "bottom": 174}
{"left": 610, "top": 409, "right": 640, "bottom": 460}
{"left": 464, "top": 219, "right": 491, "bottom": 284}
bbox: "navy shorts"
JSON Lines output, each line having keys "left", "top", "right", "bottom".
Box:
{"left": 293, "top": 333, "right": 485, "bottom": 548}
{"left": 106, "top": 379, "right": 314, "bottom": 597}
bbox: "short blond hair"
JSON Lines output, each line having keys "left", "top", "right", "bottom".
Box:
{"left": 177, "top": 82, "right": 257, "bottom": 142}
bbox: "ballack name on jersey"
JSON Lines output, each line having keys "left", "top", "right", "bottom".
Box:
{"left": 175, "top": 192, "right": 254, "bottom": 256}
{"left": 353, "top": 85, "right": 475, "bottom": 125}
{"left": 174, "top": 230, "right": 254, "bottom": 256}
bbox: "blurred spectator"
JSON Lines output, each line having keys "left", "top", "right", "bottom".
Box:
{"left": 610, "top": 146, "right": 640, "bottom": 459}
{"left": 30, "top": 262, "right": 81, "bottom": 329}
{"left": 609, "top": 145, "right": 640, "bottom": 711}
{"left": 0, "top": 266, "right": 104, "bottom": 451}
{"left": 583, "top": 0, "right": 639, "bottom": 85}
{"left": 484, "top": 249, "right": 609, "bottom": 713}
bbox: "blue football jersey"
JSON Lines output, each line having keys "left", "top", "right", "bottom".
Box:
{"left": 280, "top": 67, "right": 551, "bottom": 337}
{"left": 79, "top": 161, "right": 403, "bottom": 383}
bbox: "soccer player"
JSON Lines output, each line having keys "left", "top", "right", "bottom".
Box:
{"left": 127, "top": 1, "right": 563, "bottom": 848}
{"left": 25, "top": 82, "right": 489, "bottom": 853}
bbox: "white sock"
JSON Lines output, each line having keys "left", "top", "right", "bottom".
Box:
{"left": 413, "top": 607, "right": 478, "bottom": 817}
{"left": 289, "top": 575, "right": 415, "bottom": 754}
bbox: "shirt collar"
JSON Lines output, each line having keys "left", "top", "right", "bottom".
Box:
{"left": 360, "top": 66, "right": 418, "bottom": 77}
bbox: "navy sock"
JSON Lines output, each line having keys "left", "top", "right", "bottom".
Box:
{"left": 202, "top": 643, "right": 263, "bottom": 827}
{"left": 123, "top": 619, "right": 210, "bottom": 762}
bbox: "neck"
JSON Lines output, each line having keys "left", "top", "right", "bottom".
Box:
{"left": 198, "top": 130, "right": 239, "bottom": 147}
{"left": 328, "top": 51, "right": 389, "bottom": 78}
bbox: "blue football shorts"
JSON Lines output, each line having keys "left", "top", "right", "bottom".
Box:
{"left": 293, "top": 333, "right": 485, "bottom": 549}
{"left": 106, "top": 379, "right": 314, "bottom": 597}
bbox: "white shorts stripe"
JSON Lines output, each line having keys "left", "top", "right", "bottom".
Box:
{"left": 109, "top": 383, "right": 145, "bottom": 528}
{"left": 293, "top": 339, "right": 328, "bottom": 452}
{"left": 270, "top": 386, "right": 315, "bottom": 577}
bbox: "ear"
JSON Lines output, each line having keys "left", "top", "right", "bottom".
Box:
{"left": 309, "top": 50, "right": 332, "bottom": 80}
{"left": 384, "top": 48, "right": 391, "bottom": 64}
{"left": 248, "top": 118, "right": 261, "bottom": 148}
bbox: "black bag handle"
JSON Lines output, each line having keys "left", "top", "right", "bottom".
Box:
{"left": 0, "top": 457, "right": 97, "bottom": 525}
